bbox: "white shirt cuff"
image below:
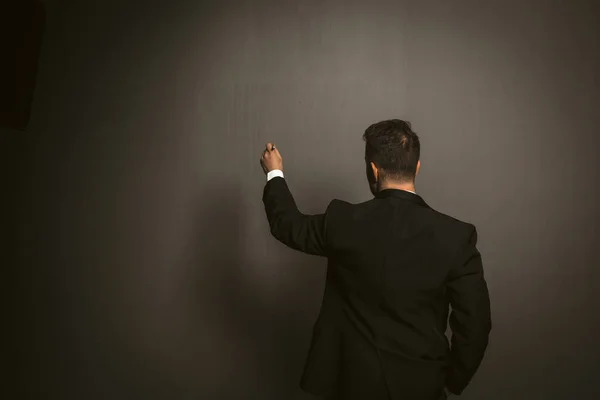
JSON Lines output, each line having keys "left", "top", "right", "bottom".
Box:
{"left": 267, "top": 169, "right": 284, "bottom": 181}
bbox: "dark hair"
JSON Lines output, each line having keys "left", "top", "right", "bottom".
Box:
{"left": 363, "top": 119, "right": 420, "bottom": 182}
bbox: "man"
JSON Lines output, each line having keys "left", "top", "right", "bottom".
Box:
{"left": 260, "top": 119, "right": 491, "bottom": 400}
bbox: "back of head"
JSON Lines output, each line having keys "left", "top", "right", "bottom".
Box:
{"left": 363, "top": 119, "right": 420, "bottom": 186}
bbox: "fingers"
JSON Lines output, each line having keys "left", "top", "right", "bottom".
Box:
{"left": 264, "top": 143, "right": 280, "bottom": 157}
{"left": 261, "top": 143, "right": 281, "bottom": 162}
{"left": 262, "top": 143, "right": 276, "bottom": 156}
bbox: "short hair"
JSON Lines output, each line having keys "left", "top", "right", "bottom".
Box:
{"left": 363, "top": 119, "right": 420, "bottom": 182}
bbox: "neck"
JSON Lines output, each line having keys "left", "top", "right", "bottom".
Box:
{"left": 379, "top": 180, "right": 416, "bottom": 193}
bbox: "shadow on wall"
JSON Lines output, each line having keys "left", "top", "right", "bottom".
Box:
{"left": 184, "top": 178, "right": 336, "bottom": 400}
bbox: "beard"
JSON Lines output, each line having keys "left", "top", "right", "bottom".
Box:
{"left": 368, "top": 179, "right": 379, "bottom": 196}
{"left": 366, "top": 164, "right": 380, "bottom": 196}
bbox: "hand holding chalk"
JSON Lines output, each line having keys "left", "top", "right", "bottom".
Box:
{"left": 260, "top": 142, "right": 283, "bottom": 174}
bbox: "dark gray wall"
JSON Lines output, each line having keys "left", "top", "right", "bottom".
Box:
{"left": 15, "top": 0, "right": 600, "bottom": 399}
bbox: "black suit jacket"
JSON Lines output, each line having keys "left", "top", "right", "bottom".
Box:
{"left": 262, "top": 177, "right": 491, "bottom": 400}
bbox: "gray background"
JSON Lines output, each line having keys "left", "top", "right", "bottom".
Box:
{"left": 6, "top": 0, "right": 600, "bottom": 399}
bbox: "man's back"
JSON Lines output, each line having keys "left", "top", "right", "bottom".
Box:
{"left": 262, "top": 178, "right": 491, "bottom": 400}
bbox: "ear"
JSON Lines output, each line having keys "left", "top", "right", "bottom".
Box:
{"left": 415, "top": 160, "right": 421, "bottom": 176}
{"left": 370, "top": 161, "right": 379, "bottom": 182}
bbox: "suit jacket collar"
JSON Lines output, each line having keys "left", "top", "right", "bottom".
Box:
{"left": 375, "top": 188, "right": 430, "bottom": 208}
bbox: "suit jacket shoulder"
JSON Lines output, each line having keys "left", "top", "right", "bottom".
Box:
{"left": 327, "top": 196, "right": 476, "bottom": 259}
{"left": 330, "top": 196, "right": 474, "bottom": 232}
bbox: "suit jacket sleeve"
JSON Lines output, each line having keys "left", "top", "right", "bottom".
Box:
{"left": 445, "top": 226, "right": 492, "bottom": 395}
{"left": 262, "top": 176, "right": 334, "bottom": 257}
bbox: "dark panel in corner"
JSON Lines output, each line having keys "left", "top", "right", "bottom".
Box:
{"left": 0, "top": 0, "right": 46, "bottom": 131}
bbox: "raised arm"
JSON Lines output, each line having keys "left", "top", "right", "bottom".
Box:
{"left": 260, "top": 142, "right": 331, "bottom": 257}
{"left": 262, "top": 176, "right": 330, "bottom": 256}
